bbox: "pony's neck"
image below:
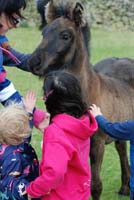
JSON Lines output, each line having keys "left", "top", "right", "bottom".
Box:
{"left": 68, "top": 32, "right": 100, "bottom": 105}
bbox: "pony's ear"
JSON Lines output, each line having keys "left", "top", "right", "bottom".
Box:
{"left": 72, "top": 2, "right": 85, "bottom": 27}
{"left": 45, "top": 0, "right": 57, "bottom": 24}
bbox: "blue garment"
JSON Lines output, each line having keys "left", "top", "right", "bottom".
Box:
{"left": 0, "top": 141, "right": 39, "bottom": 200}
{"left": 0, "top": 35, "right": 30, "bottom": 106}
{"left": 130, "top": 190, "right": 134, "bottom": 200}
{"left": 96, "top": 115, "right": 134, "bottom": 194}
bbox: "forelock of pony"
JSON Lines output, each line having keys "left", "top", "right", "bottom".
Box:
{"left": 45, "top": 0, "right": 86, "bottom": 25}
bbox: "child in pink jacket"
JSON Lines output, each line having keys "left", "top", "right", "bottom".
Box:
{"left": 22, "top": 71, "right": 98, "bottom": 200}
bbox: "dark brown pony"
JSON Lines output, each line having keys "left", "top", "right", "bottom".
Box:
{"left": 28, "top": 0, "right": 133, "bottom": 199}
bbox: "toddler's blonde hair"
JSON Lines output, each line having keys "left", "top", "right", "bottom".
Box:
{"left": 0, "top": 103, "right": 31, "bottom": 145}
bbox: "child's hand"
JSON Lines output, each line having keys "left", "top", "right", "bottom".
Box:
{"left": 23, "top": 91, "right": 36, "bottom": 113}
{"left": 27, "top": 195, "right": 32, "bottom": 200}
{"left": 21, "top": 190, "right": 32, "bottom": 200}
{"left": 38, "top": 112, "right": 50, "bottom": 133}
{"left": 90, "top": 104, "right": 103, "bottom": 117}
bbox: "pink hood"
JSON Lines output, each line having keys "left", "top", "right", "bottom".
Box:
{"left": 52, "top": 111, "right": 98, "bottom": 140}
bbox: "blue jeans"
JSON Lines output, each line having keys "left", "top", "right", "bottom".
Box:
{"left": 130, "top": 191, "right": 134, "bottom": 200}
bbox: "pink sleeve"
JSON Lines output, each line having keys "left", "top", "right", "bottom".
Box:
{"left": 26, "top": 140, "right": 70, "bottom": 198}
{"left": 33, "top": 108, "right": 47, "bottom": 128}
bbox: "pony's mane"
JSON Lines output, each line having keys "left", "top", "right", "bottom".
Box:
{"left": 45, "top": 0, "right": 90, "bottom": 55}
{"left": 45, "top": 0, "right": 86, "bottom": 24}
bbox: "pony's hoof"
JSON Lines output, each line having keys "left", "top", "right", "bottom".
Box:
{"left": 118, "top": 187, "right": 130, "bottom": 196}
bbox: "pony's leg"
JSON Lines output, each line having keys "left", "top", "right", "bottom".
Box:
{"left": 90, "top": 137, "right": 105, "bottom": 200}
{"left": 115, "top": 140, "right": 130, "bottom": 195}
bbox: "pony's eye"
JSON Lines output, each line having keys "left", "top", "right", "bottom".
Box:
{"left": 60, "top": 31, "right": 72, "bottom": 40}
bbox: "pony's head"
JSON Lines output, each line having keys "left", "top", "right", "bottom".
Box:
{"left": 29, "top": 0, "right": 90, "bottom": 77}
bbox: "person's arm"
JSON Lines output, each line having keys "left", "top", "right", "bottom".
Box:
{"left": 0, "top": 35, "right": 30, "bottom": 71}
{"left": 3, "top": 48, "right": 30, "bottom": 72}
{"left": 25, "top": 134, "right": 71, "bottom": 198}
{"left": 23, "top": 90, "right": 50, "bottom": 133}
{"left": 90, "top": 104, "right": 134, "bottom": 141}
{"left": 96, "top": 115, "right": 134, "bottom": 141}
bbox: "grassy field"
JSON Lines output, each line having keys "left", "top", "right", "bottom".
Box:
{"left": 6, "top": 27, "right": 134, "bottom": 200}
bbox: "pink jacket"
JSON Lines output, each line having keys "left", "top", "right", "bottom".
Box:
{"left": 26, "top": 112, "right": 98, "bottom": 200}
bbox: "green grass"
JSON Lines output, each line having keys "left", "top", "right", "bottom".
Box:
{"left": 91, "top": 28, "right": 134, "bottom": 64}
{"left": 6, "top": 27, "right": 134, "bottom": 200}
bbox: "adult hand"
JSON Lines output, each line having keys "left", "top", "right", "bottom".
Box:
{"left": 90, "top": 104, "right": 103, "bottom": 117}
